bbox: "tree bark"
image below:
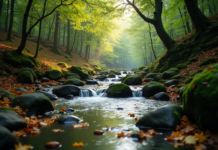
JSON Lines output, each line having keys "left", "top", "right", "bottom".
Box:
{"left": 184, "top": 0, "right": 211, "bottom": 39}
{"left": 184, "top": 5, "right": 191, "bottom": 33}
{"left": 127, "top": 0, "right": 175, "bottom": 51}
{"left": 0, "top": 0, "right": 3, "bottom": 16}
{"left": 63, "top": 23, "right": 65, "bottom": 46}
{"left": 86, "top": 34, "right": 92, "bottom": 62}
{"left": 47, "top": 14, "right": 55, "bottom": 40}
{"left": 51, "top": 12, "right": 60, "bottom": 54}
{"left": 212, "top": 0, "right": 217, "bottom": 13}
{"left": 66, "top": 19, "right": 70, "bottom": 54}
{"left": 178, "top": 7, "right": 187, "bottom": 35}
{"left": 34, "top": 0, "right": 47, "bottom": 58}
{"left": 201, "top": 0, "right": 204, "bottom": 14}
{"left": 79, "top": 31, "right": 85, "bottom": 56}
{"left": 148, "top": 23, "right": 157, "bottom": 60}
{"left": 207, "top": 0, "right": 213, "bottom": 16}
{"left": 6, "top": 0, "right": 14, "bottom": 41}
{"left": 5, "top": 0, "right": 9, "bottom": 32}
{"left": 70, "top": 30, "right": 77, "bottom": 53}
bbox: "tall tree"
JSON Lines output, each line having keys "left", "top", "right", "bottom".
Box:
{"left": 66, "top": 19, "right": 70, "bottom": 54}
{"left": 47, "top": 14, "right": 55, "bottom": 40}
{"left": 5, "top": 0, "right": 9, "bottom": 32}
{"left": 6, "top": 0, "right": 14, "bottom": 41}
{"left": 52, "top": 12, "right": 60, "bottom": 54}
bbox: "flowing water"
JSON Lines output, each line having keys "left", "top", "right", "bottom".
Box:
{"left": 19, "top": 71, "right": 186, "bottom": 150}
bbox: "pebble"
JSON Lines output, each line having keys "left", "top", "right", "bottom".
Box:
{"left": 45, "top": 141, "right": 60, "bottom": 148}
{"left": 93, "top": 130, "right": 104, "bottom": 135}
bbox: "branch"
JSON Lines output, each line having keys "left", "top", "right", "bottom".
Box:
{"left": 149, "top": 0, "right": 155, "bottom": 7}
{"left": 32, "top": 5, "right": 41, "bottom": 18}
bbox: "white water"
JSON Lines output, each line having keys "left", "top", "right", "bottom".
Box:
{"left": 132, "top": 90, "right": 143, "bottom": 97}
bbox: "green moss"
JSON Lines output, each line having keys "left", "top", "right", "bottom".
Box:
{"left": 45, "top": 70, "right": 63, "bottom": 80}
{"left": 186, "top": 77, "right": 193, "bottom": 84}
{"left": 139, "top": 66, "right": 146, "bottom": 70}
{"left": 177, "top": 64, "right": 187, "bottom": 70}
{"left": 49, "top": 65, "right": 61, "bottom": 72}
{"left": 0, "top": 107, "right": 16, "bottom": 112}
{"left": 108, "top": 83, "right": 132, "bottom": 97}
{"left": 190, "top": 69, "right": 203, "bottom": 78}
{"left": 70, "top": 66, "right": 89, "bottom": 80}
{"left": 63, "top": 78, "right": 85, "bottom": 86}
{"left": 35, "top": 70, "right": 44, "bottom": 79}
{"left": 168, "top": 68, "right": 179, "bottom": 73}
{"left": 25, "top": 48, "right": 31, "bottom": 52}
{"left": 123, "top": 75, "right": 142, "bottom": 85}
{"left": 57, "top": 62, "right": 68, "bottom": 68}
{"left": 198, "top": 58, "right": 217, "bottom": 67}
{"left": 17, "top": 71, "right": 34, "bottom": 83}
{"left": 84, "top": 64, "right": 89, "bottom": 67}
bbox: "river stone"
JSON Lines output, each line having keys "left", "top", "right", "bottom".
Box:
{"left": 86, "top": 80, "right": 98, "bottom": 85}
{"left": 19, "top": 68, "right": 37, "bottom": 81}
{"left": 95, "top": 75, "right": 107, "bottom": 81}
{"left": 146, "top": 73, "right": 157, "bottom": 78}
{"left": 142, "top": 81, "right": 166, "bottom": 97}
{"left": 70, "top": 66, "right": 89, "bottom": 80}
{"left": 41, "top": 77, "right": 50, "bottom": 82}
{"left": 106, "top": 83, "right": 132, "bottom": 98}
{"left": 0, "top": 90, "right": 15, "bottom": 101}
{"left": 17, "top": 70, "right": 34, "bottom": 84}
{"left": 55, "top": 115, "right": 82, "bottom": 124}
{"left": 171, "top": 74, "right": 184, "bottom": 79}
{"left": 57, "top": 79, "right": 65, "bottom": 83}
{"left": 144, "top": 78, "right": 152, "bottom": 82}
{"left": 63, "top": 79, "right": 85, "bottom": 86}
{"left": 136, "top": 104, "right": 183, "bottom": 129}
{"left": 123, "top": 75, "right": 142, "bottom": 85}
{"left": 15, "top": 87, "right": 29, "bottom": 93}
{"left": 139, "top": 66, "right": 146, "bottom": 70}
{"left": 66, "top": 108, "right": 75, "bottom": 113}
{"left": 0, "top": 110, "right": 27, "bottom": 131}
{"left": 12, "top": 93, "right": 54, "bottom": 116}
{"left": 143, "top": 68, "right": 149, "bottom": 74}
{"left": 164, "top": 79, "right": 180, "bottom": 87}
{"left": 45, "top": 70, "right": 63, "bottom": 80}
{"left": 42, "top": 84, "right": 50, "bottom": 88}
{"left": 178, "top": 86, "right": 185, "bottom": 98}
{"left": 153, "top": 92, "right": 170, "bottom": 101}
{"left": 162, "top": 70, "right": 177, "bottom": 79}
{"left": 65, "top": 94, "right": 74, "bottom": 100}
{"left": 34, "top": 90, "right": 58, "bottom": 101}
{"left": 183, "top": 65, "right": 218, "bottom": 132}
{"left": 108, "top": 72, "right": 115, "bottom": 78}
{"left": 152, "top": 75, "right": 163, "bottom": 82}
{"left": 53, "top": 85, "right": 80, "bottom": 97}
{"left": 66, "top": 72, "right": 80, "bottom": 80}
{"left": 0, "top": 125, "right": 19, "bottom": 150}
{"left": 114, "top": 71, "right": 121, "bottom": 75}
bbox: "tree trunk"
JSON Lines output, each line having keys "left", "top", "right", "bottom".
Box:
{"left": 148, "top": 23, "right": 157, "bottom": 60}
{"left": 184, "top": 5, "right": 191, "bottom": 33}
{"left": 34, "top": 0, "right": 46, "bottom": 58}
{"left": 86, "top": 34, "right": 92, "bottom": 62}
{"left": 207, "top": 0, "right": 213, "bottom": 16}
{"left": 212, "top": 0, "right": 217, "bottom": 13}
{"left": 178, "top": 7, "right": 187, "bottom": 35}
{"left": 63, "top": 23, "right": 65, "bottom": 46}
{"left": 79, "top": 31, "right": 85, "bottom": 56}
{"left": 47, "top": 14, "right": 55, "bottom": 40}
{"left": 201, "top": 0, "right": 204, "bottom": 14}
{"left": 6, "top": 0, "right": 14, "bottom": 41}
{"left": 184, "top": 0, "right": 211, "bottom": 39}
{"left": 0, "top": 0, "right": 3, "bottom": 16}
{"left": 58, "top": 20, "right": 61, "bottom": 43}
{"left": 51, "top": 12, "right": 60, "bottom": 54}
{"left": 5, "top": 0, "right": 9, "bottom": 32}
{"left": 66, "top": 19, "right": 70, "bottom": 54}
{"left": 70, "top": 30, "right": 77, "bottom": 53}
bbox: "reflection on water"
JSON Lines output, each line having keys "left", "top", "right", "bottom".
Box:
{"left": 19, "top": 97, "right": 184, "bottom": 150}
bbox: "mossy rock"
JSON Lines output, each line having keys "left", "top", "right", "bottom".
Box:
{"left": 146, "top": 73, "right": 157, "bottom": 78}
{"left": 153, "top": 92, "right": 170, "bottom": 101}
{"left": 63, "top": 79, "right": 85, "bottom": 86}
{"left": 58, "top": 62, "right": 68, "bottom": 67}
{"left": 164, "top": 79, "right": 180, "bottom": 87}
{"left": 172, "top": 74, "right": 185, "bottom": 80}
{"left": 177, "top": 64, "right": 187, "bottom": 70}
{"left": 142, "top": 81, "right": 166, "bottom": 97}
{"left": 17, "top": 71, "right": 34, "bottom": 84}
{"left": 121, "top": 74, "right": 133, "bottom": 82}
{"left": 152, "top": 75, "right": 163, "bottom": 82}
{"left": 198, "top": 58, "right": 217, "bottom": 67}
{"left": 53, "top": 85, "right": 80, "bottom": 97}
{"left": 108, "top": 72, "right": 115, "bottom": 78}
{"left": 0, "top": 90, "right": 15, "bottom": 101}
{"left": 168, "top": 68, "right": 179, "bottom": 73}
{"left": 70, "top": 66, "right": 89, "bottom": 80}
{"left": 94, "top": 66, "right": 102, "bottom": 72}
{"left": 162, "top": 70, "right": 177, "bottom": 79}
{"left": 144, "top": 78, "right": 152, "bottom": 82}
{"left": 106, "top": 83, "right": 132, "bottom": 97}
{"left": 20, "top": 59, "right": 35, "bottom": 68}
{"left": 183, "top": 65, "right": 218, "bottom": 132}
{"left": 113, "top": 71, "right": 121, "bottom": 75}
{"left": 45, "top": 69, "right": 63, "bottom": 80}
{"left": 123, "top": 75, "right": 142, "bottom": 85}
{"left": 131, "top": 68, "right": 138, "bottom": 71}
{"left": 19, "top": 68, "right": 37, "bottom": 81}
{"left": 190, "top": 69, "right": 203, "bottom": 78}
{"left": 83, "top": 64, "right": 89, "bottom": 67}
{"left": 139, "top": 66, "right": 146, "bottom": 70}
{"left": 96, "top": 75, "right": 107, "bottom": 81}
{"left": 186, "top": 77, "right": 193, "bottom": 84}
{"left": 35, "top": 70, "right": 44, "bottom": 79}
{"left": 100, "top": 71, "right": 108, "bottom": 75}
{"left": 62, "top": 70, "right": 68, "bottom": 73}
{"left": 41, "top": 77, "right": 50, "bottom": 82}
{"left": 66, "top": 72, "right": 80, "bottom": 80}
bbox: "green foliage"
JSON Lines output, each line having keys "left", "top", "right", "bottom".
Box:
{"left": 25, "top": 48, "right": 31, "bottom": 52}
{"left": 172, "top": 108, "right": 182, "bottom": 120}
{"left": 198, "top": 58, "right": 217, "bottom": 67}
{"left": 57, "top": 62, "right": 68, "bottom": 68}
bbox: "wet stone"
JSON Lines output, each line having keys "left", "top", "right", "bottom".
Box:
{"left": 45, "top": 141, "right": 60, "bottom": 148}
{"left": 65, "top": 94, "right": 74, "bottom": 100}
{"left": 35, "top": 81, "right": 41, "bottom": 84}
{"left": 66, "top": 108, "right": 75, "bottom": 113}
{"left": 55, "top": 115, "right": 82, "bottom": 124}
{"left": 50, "top": 83, "right": 56, "bottom": 86}
{"left": 117, "top": 108, "right": 123, "bottom": 110}
{"left": 42, "top": 84, "right": 50, "bottom": 88}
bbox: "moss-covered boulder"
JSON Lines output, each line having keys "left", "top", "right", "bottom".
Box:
{"left": 19, "top": 68, "right": 37, "bottom": 80}
{"left": 0, "top": 110, "right": 27, "bottom": 131}
{"left": 66, "top": 72, "right": 80, "bottom": 80}
{"left": 86, "top": 80, "right": 98, "bottom": 85}
{"left": 70, "top": 66, "right": 89, "bottom": 80}
{"left": 139, "top": 66, "right": 146, "bottom": 70}
{"left": 183, "top": 66, "right": 218, "bottom": 132}
{"left": 153, "top": 92, "right": 170, "bottom": 101}
{"left": 12, "top": 93, "right": 54, "bottom": 116}
{"left": 100, "top": 71, "right": 108, "bottom": 75}
{"left": 95, "top": 75, "right": 107, "bottom": 81}
{"left": 168, "top": 68, "right": 179, "bottom": 73}
{"left": 34, "top": 90, "right": 58, "bottom": 101}
{"left": 108, "top": 72, "right": 115, "bottom": 78}
{"left": 15, "top": 87, "right": 28, "bottom": 93}
{"left": 17, "top": 71, "right": 34, "bottom": 83}
{"left": 41, "top": 77, "right": 50, "bottom": 82}
{"left": 114, "top": 71, "right": 121, "bottom": 75}
{"left": 177, "top": 64, "right": 187, "bottom": 70}
{"left": 142, "top": 81, "right": 166, "bottom": 97}
{"left": 35, "top": 70, "right": 44, "bottom": 79}
{"left": 106, "top": 83, "right": 132, "bottom": 97}
{"left": 0, "top": 125, "right": 19, "bottom": 150}
{"left": 94, "top": 66, "right": 102, "bottom": 72}
{"left": 186, "top": 77, "right": 193, "bottom": 84}
{"left": 53, "top": 85, "right": 80, "bottom": 97}
{"left": 162, "top": 70, "right": 177, "bottom": 79}
{"left": 63, "top": 79, "right": 85, "bottom": 86}
{"left": 146, "top": 73, "right": 157, "bottom": 78}
{"left": 0, "top": 90, "right": 15, "bottom": 101}
{"left": 172, "top": 74, "right": 185, "bottom": 80}
{"left": 57, "top": 62, "right": 68, "bottom": 67}
{"left": 178, "top": 86, "right": 185, "bottom": 98}
{"left": 144, "top": 78, "right": 152, "bottom": 82}
{"left": 45, "top": 69, "right": 63, "bottom": 80}
{"left": 136, "top": 104, "right": 183, "bottom": 129}
{"left": 164, "top": 79, "right": 180, "bottom": 87}
{"left": 123, "top": 75, "right": 142, "bottom": 85}
{"left": 198, "top": 58, "right": 217, "bottom": 67}
{"left": 152, "top": 75, "right": 163, "bottom": 82}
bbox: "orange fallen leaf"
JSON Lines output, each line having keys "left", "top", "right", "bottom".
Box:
{"left": 184, "top": 135, "right": 198, "bottom": 145}
{"left": 14, "top": 143, "right": 31, "bottom": 150}
{"left": 195, "top": 132, "right": 206, "bottom": 143}
{"left": 166, "top": 136, "right": 174, "bottom": 141}
{"left": 73, "top": 142, "right": 83, "bottom": 147}
{"left": 134, "top": 117, "right": 138, "bottom": 121}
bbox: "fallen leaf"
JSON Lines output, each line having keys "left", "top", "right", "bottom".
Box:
{"left": 184, "top": 135, "right": 198, "bottom": 145}
{"left": 73, "top": 142, "right": 83, "bottom": 147}
{"left": 195, "top": 132, "right": 206, "bottom": 143}
{"left": 14, "top": 143, "right": 31, "bottom": 150}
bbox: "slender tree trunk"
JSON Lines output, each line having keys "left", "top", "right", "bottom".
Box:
{"left": 58, "top": 20, "right": 61, "bottom": 43}
{"left": 63, "top": 23, "right": 65, "bottom": 46}
{"left": 6, "top": 0, "right": 14, "bottom": 41}
{"left": 212, "top": 0, "right": 217, "bottom": 13}
{"left": 201, "top": 0, "right": 204, "bottom": 14}
{"left": 207, "top": 0, "right": 213, "bottom": 16}
{"left": 143, "top": 51, "right": 146, "bottom": 66}
{"left": 70, "top": 30, "right": 77, "bottom": 53}
{"left": 34, "top": 0, "right": 47, "bottom": 58}
{"left": 184, "top": 0, "right": 211, "bottom": 39}
{"left": 148, "top": 23, "right": 157, "bottom": 60}
{"left": 79, "top": 31, "right": 85, "bottom": 56}
{"left": 47, "top": 14, "right": 55, "bottom": 40}
{"left": 184, "top": 5, "right": 191, "bottom": 33}
{"left": 178, "top": 7, "right": 188, "bottom": 35}
{"left": 51, "top": 12, "right": 60, "bottom": 54}
{"left": 5, "top": 0, "right": 9, "bottom": 32}
{"left": 0, "top": 0, "right": 3, "bottom": 26}
{"left": 66, "top": 19, "right": 70, "bottom": 54}
{"left": 87, "top": 34, "right": 92, "bottom": 62}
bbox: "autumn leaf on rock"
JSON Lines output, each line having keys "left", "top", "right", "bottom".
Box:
{"left": 14, "top": 143, "right": 31, "bottom": 150}
{"left": 184, "top": 135, "right": 198, "bottom": 145}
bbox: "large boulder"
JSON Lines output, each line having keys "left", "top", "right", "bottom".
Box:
{"left": 108, "top": 72, "right": 115, "bottom": 78}
{"left": 86, "top": 80, "right": 98, "bottom": 85}
{"left": 53, "top": 85, "right": 80, "bottom": 97}
{"left": 146, "top": 73, "right": 157, "bottom": 78}
{"left": 70, "top": 66, "right": 89, "bottom": 79}
{"left": 162, "top": 70, "right": 177, "bottom": 79}
{"left": 0, "top": 110, "right": 27, "bottom": 131}
{"left": 183, "top": 65, "right": 218, "bottom": 132}
{"left": 66, "top": 72, "right": 80, "bottom": 80}
{"left": 106, "top": 83, "right": 132, "bottom": 97}
{"left": 34, "top": 90, "right": 58, "bottom": 101}
{"left": 15, "top": 87, "right": 28, "bottom": 93}
{"left": 45, "top": 69, "right": 63, "bottom": 80}
{"left": 0, "top": 90, "right": 15, "bottom": 101}
{"left": 12, "top": 93, "right": 54, "bottom": 116}
{"left": 153, "top": 92, "right": 170, "bottom": 101}
{"left": 35, "top": 70, "right": 44, "bottom": 79}
{"left": 17, "top": 71, "right": 34, "bottom": 84}
{"left": 63, "top": 79, "right": 85, "bottom": 86}
{"left": 143, "top": 68, "right": 149, "bottom": 73}
{"left": 19, "top": 68, "right": 37, "bottom": 81}
{"left": 152, "top": 75, "right": 163, "bottom": 82}
{"left": 136, "top": 104, "right": 183, "bottom": 129}
{"left": 0, "top": 125, "right": 19, "bottom": 150}
{"left": 95, "top": 75, "right": 107, "bottom": 81}
{"left": 142, "top": 81, "right": 166, "bottom": 97}
{"left": 123, "top": 75, "right": 142, "bottom": 85}
{"left": 144, "top": 78, "right": 152, "bottom": 82}
{"left": 164, "top": 79, "right": 180, "bottom": 87}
